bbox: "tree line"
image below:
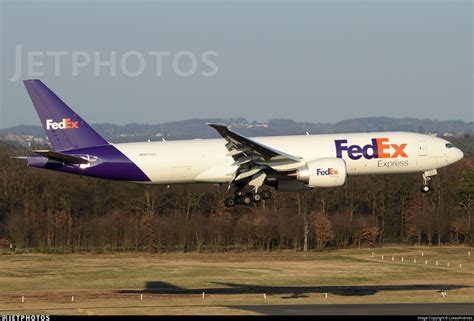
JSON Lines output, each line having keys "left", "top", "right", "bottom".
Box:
{"left": 0, "top": 136, "right": 473, "bottom": 253}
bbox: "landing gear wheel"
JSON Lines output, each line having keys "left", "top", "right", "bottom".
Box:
{"left": 233, "top": 190, "right": 244, "bottom": 205}
{"left": 261, "top": 190, "right": 272, "bottom": 200}
{"left": 235, "top": 194, "right": 252, "bottom": 205}
{"left": 224, "top": 197, "right": 236, "bottom": 207}
{"left": 241, "top": 195, "right": 252, "bottom": 205}
{"left": 421, "top": 185, "right": 431, "bottom": 193}
{"left": 251, "top": 193, "right": 261, "bottom": 202}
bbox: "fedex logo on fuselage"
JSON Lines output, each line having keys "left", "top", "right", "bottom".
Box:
{"left": 46, "top": 118, "right": 79, "bottom": 130}
{"left": 335, "top": 138, "right": 407, "bottom": 160}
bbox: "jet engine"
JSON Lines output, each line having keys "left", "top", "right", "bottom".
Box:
{"left": 292, "top": 158, "right": 347, "bottom": 187}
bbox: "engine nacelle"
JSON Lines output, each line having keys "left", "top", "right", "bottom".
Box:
{"left": 295, "top": 158, "right": 347, "bottom": 187}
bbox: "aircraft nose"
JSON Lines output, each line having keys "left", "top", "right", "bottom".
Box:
{"left": 453, "top": 147, "right": 464, "bottom": 163}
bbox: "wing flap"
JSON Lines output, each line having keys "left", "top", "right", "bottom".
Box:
{"left": 226, "top": 149, "right": 244, "bottom": 157}
{"left": 235, "top": 167, "right": 264, "bottom": 181}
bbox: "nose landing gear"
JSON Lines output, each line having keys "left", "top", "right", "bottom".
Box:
{"left": 421, "top": 185, "right": 431, "bottom": 193}
{"left": 421, "top": 169, "right": 437, "bottom": 194}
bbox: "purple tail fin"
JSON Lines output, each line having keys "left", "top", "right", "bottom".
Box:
{"left": 23, "top": 79, "right": 108, "bottom": 151}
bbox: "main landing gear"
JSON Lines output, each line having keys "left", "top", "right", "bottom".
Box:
{"left": 421, "top": 169, "right": 437, "bottom": 194}
{"left": 224, "top": 189, "right": 272, "bottom": 207}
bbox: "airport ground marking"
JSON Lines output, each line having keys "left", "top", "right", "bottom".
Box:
{"left": 366, "top": 250, "right": 471, "bottom": 273}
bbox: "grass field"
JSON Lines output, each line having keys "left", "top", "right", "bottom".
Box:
{"left": 0, "top": 246, "right": 473, "bottom": 315}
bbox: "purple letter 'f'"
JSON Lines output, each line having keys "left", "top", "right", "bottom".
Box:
{"left": 335, "top": 140, "right": 348, "bottom": 158}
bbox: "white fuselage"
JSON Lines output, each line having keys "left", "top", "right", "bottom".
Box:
{"left": 113, "top": 132, "right": 463, "bottom": 184}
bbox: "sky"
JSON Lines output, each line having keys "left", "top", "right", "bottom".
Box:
{"left": 0, "top": 0, "right": 472, "bottom": 129}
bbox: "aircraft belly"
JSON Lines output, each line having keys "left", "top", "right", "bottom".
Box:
{"left": 139, "top": 160, "right": 209, "bottom": 184}
{"left": 114, "top": 142, "right": 233, "bottom": 184}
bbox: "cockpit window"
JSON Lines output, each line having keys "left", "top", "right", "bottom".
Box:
{"left": 445, "top": 143, "right": 454, "bottom": 149}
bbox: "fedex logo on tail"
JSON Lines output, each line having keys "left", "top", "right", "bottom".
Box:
{"left": 46, "top": 118, "right": 79, "bottom": 130}
{"left": 335, "top": 138, "right": 407, "bottom": 160}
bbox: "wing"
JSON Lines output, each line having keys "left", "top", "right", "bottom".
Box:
{"left": 33, "top": 150, "right": 90, "bottom": 165}
{"left": 207, "top": 124, "right": 301, "bottom": 162}
{"left": 207, "top": 123, "right": 302, "bottom": 189}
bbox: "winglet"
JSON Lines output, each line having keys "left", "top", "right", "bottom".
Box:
{"left": 207, "top": 123, "right": 228, "bottom": 133}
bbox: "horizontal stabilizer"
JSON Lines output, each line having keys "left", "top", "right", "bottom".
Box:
{"left": 11, "top": 156, "right": 29, "bottom": 160}
{"left": 33, "top": 150, "right": 90, "bottom": 165}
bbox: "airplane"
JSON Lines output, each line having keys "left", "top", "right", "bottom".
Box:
{"left": 18, "top": 79, "right": 464, "bottom": 207}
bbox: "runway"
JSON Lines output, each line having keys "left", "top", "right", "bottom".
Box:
{"left": 230, "top": 303, "right": 474, "bottom": 315}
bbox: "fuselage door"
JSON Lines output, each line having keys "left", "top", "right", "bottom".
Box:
{"left": 418, "top": 141, "right": 427, "bottom": 156}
